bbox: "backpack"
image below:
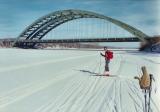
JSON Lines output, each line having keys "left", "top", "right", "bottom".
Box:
{"left": 106, "top": 51, "right": 113, "bottom": 60}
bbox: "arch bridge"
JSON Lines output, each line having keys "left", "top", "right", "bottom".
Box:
{"left": 13, "top": 9, "right": 150, "bottom": 48}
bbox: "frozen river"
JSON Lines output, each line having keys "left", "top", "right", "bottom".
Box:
{"left": 0, "top": 48, "right": 160, "bottom": 112}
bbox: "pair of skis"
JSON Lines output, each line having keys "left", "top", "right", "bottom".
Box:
{"left": 91, "top": 73, "right": 118, "bottom": 77}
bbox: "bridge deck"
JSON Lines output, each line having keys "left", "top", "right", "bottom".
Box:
{"left": 16, "top": 37, "right": 142, "bottom": 43}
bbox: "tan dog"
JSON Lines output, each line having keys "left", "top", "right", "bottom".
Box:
{"left": 134, "top": 66, "right": 150, "bottom": 90}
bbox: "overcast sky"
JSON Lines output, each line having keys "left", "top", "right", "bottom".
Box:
{"left": 0, "top": 0, "right": 159, "bottom": 38}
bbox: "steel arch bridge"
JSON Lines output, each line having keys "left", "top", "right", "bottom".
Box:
{"left": 14, "top": 9, "right": 149, "bottom": 48}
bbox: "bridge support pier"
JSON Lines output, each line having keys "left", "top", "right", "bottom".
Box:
{"left": 13, "top": 42, "right": 36, "bottom": 49}
{"left": 140, "top": 37, "right": 160, "bottom": 53}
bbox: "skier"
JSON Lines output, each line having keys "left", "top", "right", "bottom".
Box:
{"left": 100, "top": 47, "right": 113, "bottom": 76}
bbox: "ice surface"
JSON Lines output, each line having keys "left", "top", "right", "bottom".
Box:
{"left": 0, "top": 48, "right": 160, "bottom": 112}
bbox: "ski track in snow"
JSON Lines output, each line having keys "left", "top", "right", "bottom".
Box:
{"left": 0, "top": 70, "right": 75, "bottom": 108}
{"left": 0, "top": 49, "right": 159, "bottom": 112}
{"left": 0, "top": 55, "right": 96, "bottom": 109}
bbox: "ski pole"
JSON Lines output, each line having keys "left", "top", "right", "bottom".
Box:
{"left": 148, "top": 74, "right": 153, "bottom": 112}
{"left": 144, "top": 90, "right": 147, "bottom": 112}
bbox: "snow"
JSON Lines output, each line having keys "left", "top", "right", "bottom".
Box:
{"left": 0, "top": 48, "right": 160, "bottom": 112}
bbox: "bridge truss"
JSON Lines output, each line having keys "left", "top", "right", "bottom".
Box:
{"left": 14, "top": 9, "right": 150, "bottom": 48}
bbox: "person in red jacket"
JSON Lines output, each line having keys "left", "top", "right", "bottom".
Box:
{"left": 100, "top": 47, "right": 113, "bottom": 75}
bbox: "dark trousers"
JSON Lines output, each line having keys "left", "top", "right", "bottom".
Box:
{"left": 105, "top": 60, "right": 110, "bottom": 71}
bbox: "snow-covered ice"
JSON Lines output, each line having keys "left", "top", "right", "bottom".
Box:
{"left": 0, "top": 48, "right": 160, "bottom": 112}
